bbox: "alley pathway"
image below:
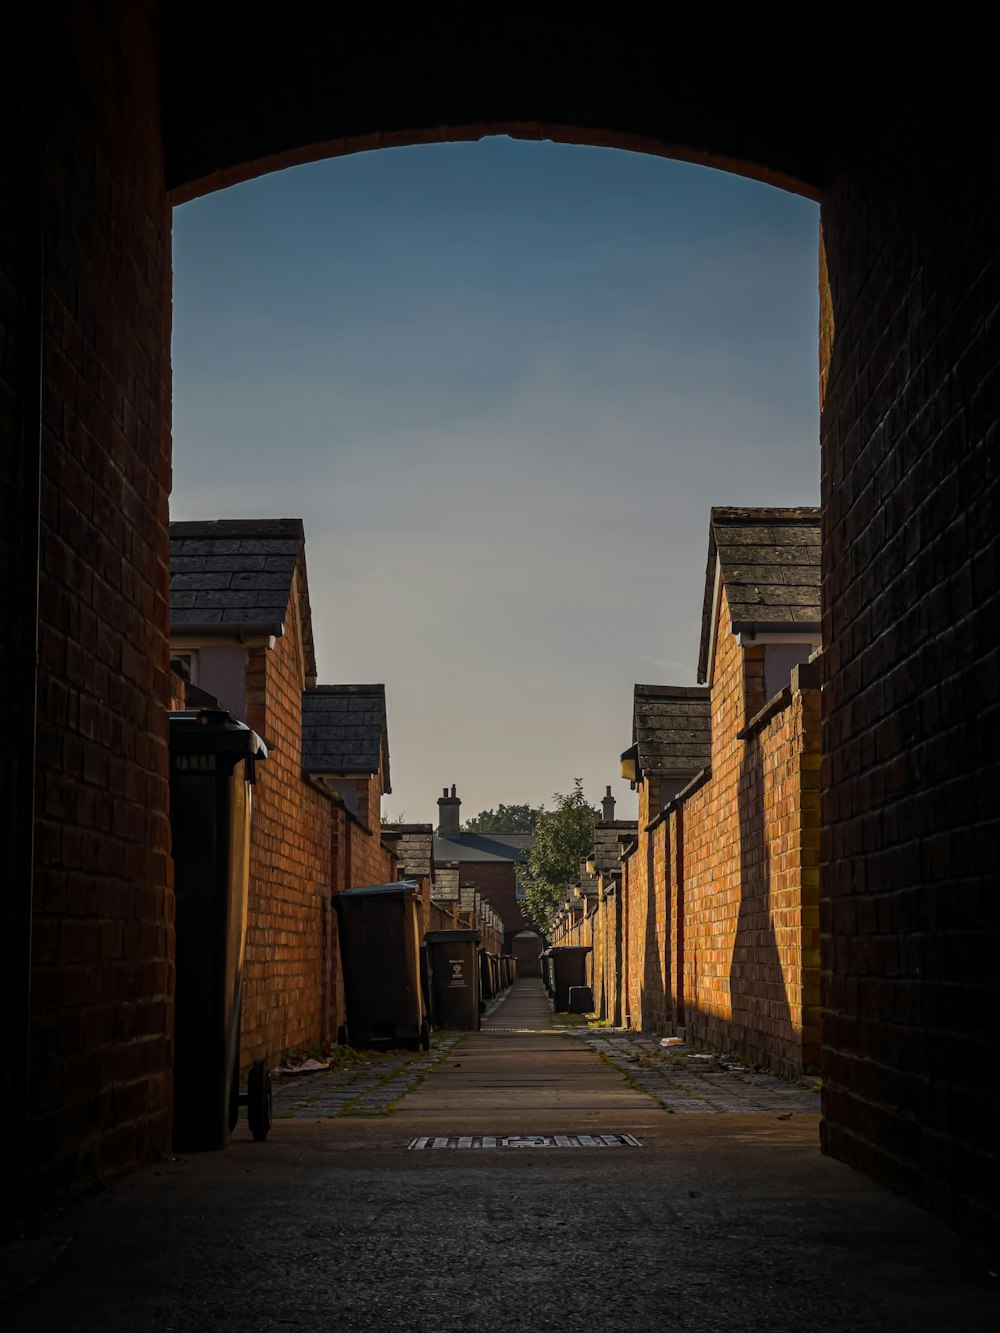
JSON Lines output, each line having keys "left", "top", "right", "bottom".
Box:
{"left": 5, "top": 979, "right": 998, "bottom": 1332}
{"left": 394, "top": 978, "right": 656, "bottom": 1131}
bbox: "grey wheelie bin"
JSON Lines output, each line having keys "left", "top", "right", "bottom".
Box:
{"left": 169, "top": 707, "right": 270, "bottom": 1151}
{"left": 550, "top": 945, "right": 592, "bottom": 1012}
{"left": 425, "top": 930, "right": 481, "bottom": 1030}
{"left": 334, "top": 882, "right": 430, "bottom": 1050}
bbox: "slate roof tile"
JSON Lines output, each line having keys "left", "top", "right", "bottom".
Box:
{"left": 590, "top": 821, "right": 639, "bottom": 874}
{"left": 631, "top": 684, "right": 712, "bottom": 776}
{"left": 432, "top": 832, "right": 532, "bottom": 865}
{"left": 301, "top": 685, "right": 389, "bottom": 787}
{"left": 698, "top": 507, "right": 821, "bottom": 682}
{"left": 169, "top": 519, "right": 317, "bottom": 680}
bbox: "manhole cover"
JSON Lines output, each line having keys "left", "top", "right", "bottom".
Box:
{"left": 407, "top": 1133, "right": 642, "bottom": 1150}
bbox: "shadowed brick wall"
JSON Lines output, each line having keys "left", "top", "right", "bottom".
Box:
{"left": 819, "top": 64, "right": 999, "bottom": 1249}
{"left": 242, "top": 590, "right": 333, "bottom": 1068}
{"left": 9, "top": 0, "right": 174, "bottom": 1209}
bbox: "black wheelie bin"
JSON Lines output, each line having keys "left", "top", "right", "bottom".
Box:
{"left": 425, "top": 930, "right": 482, "bottom": 1030}
{"left": 549, "top": 945, "right": 593, "bottom": 1012}
{"left": 169, "top": 707, "right": 270, "bottom": 1150}
{"left": 334, "top": 882, "right": 429, "bottom": 1050}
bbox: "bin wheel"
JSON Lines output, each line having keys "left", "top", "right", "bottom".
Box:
{"left": 247, "top": 1059, "right": 272, "bottom": 1143}
{"left": 420, "top": 1018, "right": 430, "bottom": 1052}
{"left": 230, "top": 1013, "right": 243, "bottom": 1132}
{"left": 229, "top": 1062, "right": 240, "bottom": 1133}
{"left": 336, "top": 1024, "right": 348, "bottom": 1047}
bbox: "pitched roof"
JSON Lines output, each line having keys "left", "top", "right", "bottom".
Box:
{"left": 432, "top": 832, "right": 532, "bottom": 865}
{"left": 169, "top": 518, "right": 316, "bottom": 680}
{"left": 576, "top": 819, "right": 639, "bottom": 893}
{"left": 631, "top": 684, "right": 712, "bottom": 776}
{"left": 381, "top": 824, "right": 434, "bottom": 878}
{"left": 698, "top": 506, "right": 821, "bottom": 682}
{"left": 301, "top": 685, "right": 389, "bottom": 789}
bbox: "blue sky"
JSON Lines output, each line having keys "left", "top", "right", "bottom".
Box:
{"left": 172, "top": 137, "right": 820, "bottom": 823}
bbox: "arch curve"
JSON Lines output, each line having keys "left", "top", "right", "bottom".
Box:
{"left": 162, "top": 8, "right": 826, "bottom": 203}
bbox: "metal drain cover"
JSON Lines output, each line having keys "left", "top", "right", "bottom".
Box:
{"left": 407, "top": 1133, "right": 642, "bottom": 1150}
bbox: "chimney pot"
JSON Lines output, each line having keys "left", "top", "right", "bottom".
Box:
{"left": 437, "top": 784, "right": 462, "bottom": 836}
{"left": 601, "top": 786, "right": 616, "bottom": 821}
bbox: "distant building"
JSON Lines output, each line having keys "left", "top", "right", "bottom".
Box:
{"left": 431, "top": 786, "right": 543, "bottom": 973}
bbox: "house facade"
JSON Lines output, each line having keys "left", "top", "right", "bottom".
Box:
{"left": 431, "top": 786, "right": 542, "bottom": 972}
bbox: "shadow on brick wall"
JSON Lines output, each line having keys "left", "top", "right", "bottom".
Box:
{"left": 734, "top": 739, "right": 793, "bottom": 1072}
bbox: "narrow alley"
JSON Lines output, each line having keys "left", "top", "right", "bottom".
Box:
{"left": 6, "top": 982, "right": 997, "bottom": 1333}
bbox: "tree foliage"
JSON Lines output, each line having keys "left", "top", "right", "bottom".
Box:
{"left": 462, "top": 802, "right": 545, "bottom": 834}
{"left": 517, "top": 781, "right": 598, "bottom": 934}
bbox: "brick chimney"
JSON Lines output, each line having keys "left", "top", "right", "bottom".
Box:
{"left": 601, "top": 785, "right": 615, "bottom": 821}
{"left": 437, "top": 784, "right": 462, "bottom": 836}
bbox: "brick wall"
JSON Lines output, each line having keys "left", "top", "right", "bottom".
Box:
{"left": 18, "top": 0, "right": 174, "bottom": 1206}
{"left": 820, "top": 68, "right": 999, "bottom": 1248}
{"left": 623, "top": 780, "right": 671, "bottom": 1032}
{"left": 610, "top": 586, "right": 822, "bottom": 1077}
{"left": 452, "top": 861, "right": 532, "bottom": 945}
{"left": 242, "top": 584, "right": 332, "bottom": 1067}
{"left": 732, "top": 676, "right": 821, "bottom": 1077}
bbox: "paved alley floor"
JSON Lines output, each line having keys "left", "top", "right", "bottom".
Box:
{"left": 5, "top": 980, "right": 998, "bottom": 1332}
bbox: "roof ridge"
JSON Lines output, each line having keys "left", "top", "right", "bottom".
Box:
{"left": 169, "top": 518, "right": 304, "bottom": 538}
{"left": 710, "top": 506, "right": 820, "bottom": 524}
{"left": 634, "top": 683, "right": 709, "bottom": 698}
{"left": 310, "top": 683, "right": 386, "bottom": 695}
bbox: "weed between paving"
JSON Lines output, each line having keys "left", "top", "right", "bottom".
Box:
{"left": 572, "top": 1029, "right": 821, "bottom": 1114}
{"left": 270, "top": 1035, "right": 465, "bottom": 1119}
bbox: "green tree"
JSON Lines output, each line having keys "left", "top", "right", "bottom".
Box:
{"left": 462, "top": 802, "right": 545, "bottom": 834}
{"left": 517, "top": 781, "right": 598, "bottom": 933}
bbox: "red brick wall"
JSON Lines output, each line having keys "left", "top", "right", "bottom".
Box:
{"left": 732, "top": 682, "right": 821, "bottom": 1077}
{"left": 674, "top": 585, "right": 764, "bottom": 1051}
{"left": 819, "top": 73, "right": 999, "bottom": 1247}
{"left": 241, "top": 583, "right": 332, "bottom": 1067}
{"left": 18, "top": 0, "right": 174, "bottom": 1206}
{"left": 623, "top": 780, "right": 671, "bottom": 1032}
{"left": 347, "top": 810, "right": 396, "bottom": 888}
{"left": 612, "top": 586, "right": 821, "bottom": 1077}
{"left": 453, "top": 861, "right": 533, "bottom": 944}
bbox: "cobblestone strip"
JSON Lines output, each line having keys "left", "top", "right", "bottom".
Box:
{"left": 272, "top": 1037, "right": 464, "bottom": 1120}
{"left": 572, "top": 1032, "right": 820, "bottom": 1115}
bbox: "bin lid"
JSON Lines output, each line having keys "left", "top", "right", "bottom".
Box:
{"left": 336, "top": 880, "right": 420, "bottom": 900}
{"left": 425, "top": 930, "right": 481, "bottom": 943}
{"left": 549, "top": 945, "right": 593, "bottom": 955}
{"left": 169, "top": 709, "right": 267, "bottom": 761}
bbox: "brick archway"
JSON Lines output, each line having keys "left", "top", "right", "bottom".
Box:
{"left": 3, "top": 2, "right": 996, "bottom": 1253}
